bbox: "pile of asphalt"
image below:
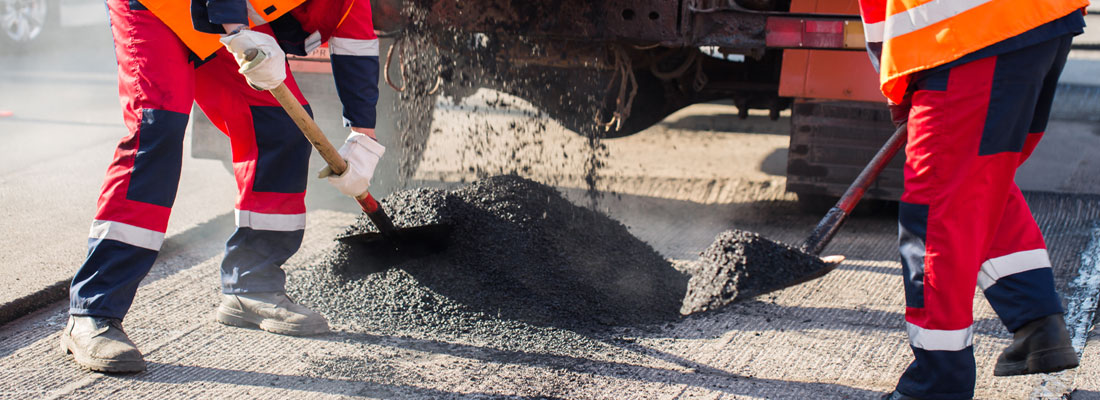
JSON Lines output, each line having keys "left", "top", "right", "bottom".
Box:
{"left": 680, "top": 230, "right": 828, "bottom": 315}
{"left": 289, "top": 175, "right": 689, "bottom": 334}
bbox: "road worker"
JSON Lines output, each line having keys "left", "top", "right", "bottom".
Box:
{"left": 857, "top": 0, "right": 1090, "bottom": 398}
{"left": 61, "top": 0, "right": 384, "bottom": 373}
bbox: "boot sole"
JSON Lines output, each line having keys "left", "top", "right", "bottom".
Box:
{"left": 994, "top": 346, "right": 1079, "bottom": 376}
{"left": 215, "top": 305, "right": 328, "bottom": 336}
{"left": 59, "top": 336, "right": 145, "bottom": 373}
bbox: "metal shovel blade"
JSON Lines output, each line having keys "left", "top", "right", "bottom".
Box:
{"left": 335, "top": 223, "right": 453, "bottom": 265}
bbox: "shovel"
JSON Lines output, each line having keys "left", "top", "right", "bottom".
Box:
{"left": 256, "top": 50, "right": 451, "bottom": 260}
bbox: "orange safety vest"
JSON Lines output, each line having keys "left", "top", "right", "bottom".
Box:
{"left": 862, "top": 0, "right": 1089, "bottom": 103}
{"left": 139, "top": 0, "right": 307, "bottom": 59}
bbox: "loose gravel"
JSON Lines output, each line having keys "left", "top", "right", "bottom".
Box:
{"left": 289, "top": 177, "right": 828, "bottom": 340}
{"left": 680, "top": 229, "right": 828, "bottom": 315}
{"left": 290, "top": 175, "right": 688, "bottom": 335}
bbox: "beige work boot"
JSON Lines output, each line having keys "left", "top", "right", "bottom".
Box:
{"left": 60, "top": 316, "right": 146, "bottom": 373}
{"left": 215, "top": 292, "right": 329, "bottom": 336}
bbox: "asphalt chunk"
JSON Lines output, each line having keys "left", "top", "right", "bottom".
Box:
{"left": 680, "top": 229, "right": 829, "bottom": 315}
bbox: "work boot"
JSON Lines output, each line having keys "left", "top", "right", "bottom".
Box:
{"left": 215, "top": 292, "right": 329, "bottom": 336}
{"left": 881, "top": 391, "right": 922, "bottom": 400}
{"left": 994, "top": 314, "right": 1078, "bottom": 376}
{"left": 60, "top": 316, "right": 146, "bottom": 373}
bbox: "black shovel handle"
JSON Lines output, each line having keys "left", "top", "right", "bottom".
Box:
{"left": 800, "top": 124, "right": 908, "bottom": 255}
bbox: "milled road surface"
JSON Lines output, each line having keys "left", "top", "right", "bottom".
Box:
{"left": 4, "top": 102, "right": 1100, "bottom": 398}
{"left": 4, "top": 190, "right": 1100, "bottom": 399}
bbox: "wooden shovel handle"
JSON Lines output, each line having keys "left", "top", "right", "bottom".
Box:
{"left": 239, "top": 48, "right": 384, "bottom": 216}
{"left": 268, "top": 83, "right": 381, "bottom": 214}
{"left": 270, "top": 84, "right": 346, "bottom": 174}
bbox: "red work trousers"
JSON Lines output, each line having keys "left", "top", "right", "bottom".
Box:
{"left": 70, "top": 0, "right": 313, "bottom": 319}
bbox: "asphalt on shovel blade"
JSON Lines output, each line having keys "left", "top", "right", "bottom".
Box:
{"left": 336, "top": 224, "right": 453, "bottom": 266}
{"left": 680, "top": 229, "right": 835, "bottom": 315}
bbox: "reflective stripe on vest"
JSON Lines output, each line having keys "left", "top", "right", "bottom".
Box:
{"left": 139, "top": 0, "right": 306, "bottom": 59}
{"left": 866, "top": 0, "right": 1087, "bottom": 103}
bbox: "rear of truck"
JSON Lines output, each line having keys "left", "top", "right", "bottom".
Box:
{"left": 191, "top": 0, "right": 903, "bottom": 200}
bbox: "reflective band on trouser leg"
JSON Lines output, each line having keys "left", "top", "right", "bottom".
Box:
{"left": 329, "top": 37, "right": 379, "bottom": 56}
{"left": 70, "top": 0, "right": 194, "bottom": 319}
{"left": 978, "top": 248, "right": 1050, "bottom": 291}
{"left": 980, "top": 184, "right": 1063, "bottom": 333}
{"left": 899, "top": 323, "right": 977, "bottom": 398}
{"left": 236, "top": 210, "right": 306, "bottom": 231}
{"left": 907, "top": 323, "right": 974, "bottom": 351}
{"left": 71, "top": 221, "right": 166, "bottom": 318}
{"left": 88, "top": 220, "right": 166, "bottom": 251}
{"left": 194, "top": 45, "right": 311, "bottom": 294}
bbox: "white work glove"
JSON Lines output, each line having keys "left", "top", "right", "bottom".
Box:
{"left": 219, "top": 29, "right": 286, "bottom": 91}
{"left": 319, "top": 132, "right": 385, "bottom": 198}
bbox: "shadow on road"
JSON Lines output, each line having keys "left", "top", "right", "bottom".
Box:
{"left": 135, "top": 361, "right": 565, "bottom": 399}
{"left": 301, "top": 330, "right": 885, "bottom": 399}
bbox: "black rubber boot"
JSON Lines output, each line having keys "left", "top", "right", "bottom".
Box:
{"left": 993, "top": 313, "right": 1078, "bottom": 376}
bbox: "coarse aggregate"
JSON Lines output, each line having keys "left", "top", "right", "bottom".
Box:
{"left": 288, "top": 175, "right": 838, "bottom": 347}
{"left": 680, "top": 229, "right": 829, "bottom": 315}
{"left": 288, "top": 175, "right": 690, "bottom": 337}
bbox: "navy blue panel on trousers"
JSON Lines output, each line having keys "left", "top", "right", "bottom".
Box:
{"left": 912, "top": 66, "right": 949, "bottom": 92}
{"left": 1028, "top": 36, "right": 1073, "bottom": 135}
{"left": 984, "top": 267, "right": 1064, "bottom": 332}
{"left": 897, "top": 346, "right": 976, "bottom": 400}
{"left": 979, "top": 37, "right": 1070, "bottom": 156}
{"left": 249, "top": 105, "right": 313, "bottom": 193}
{"left": 221, "top": 227, "right": 304, "bottom": 293}
{"left": 899, "top": 201, "right": 929, "bottom": 308}
{"left": 331, "top": 54, "right": 379, "bottom": 129}
{"left": 126, "top": 108, "right": 188, "bottom": 208}
{"left": 70, "top": 238, "right": 160, "bottom": 319}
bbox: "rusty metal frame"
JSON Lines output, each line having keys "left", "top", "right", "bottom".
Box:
{"left": 410, "top": 0, "right": 860, "bottom": 51}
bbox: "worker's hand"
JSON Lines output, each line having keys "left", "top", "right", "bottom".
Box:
{"left": 220, "top": 29, "right": 286, "bottom": 91}
{"left": 887, "top": 92, "right": 911, "bottom": 129}
{"left": 319, "top": 132, "right": 385, "bottom": 198}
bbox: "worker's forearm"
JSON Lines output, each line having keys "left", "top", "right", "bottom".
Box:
{"left": 331, "top": 56, "right": 380, "bottom": 135}
{"left": 351, "top": 127, "right": 377, "bottom": 140}
{"left": 222, "top": 23, "right": 247, "bottom": 35}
